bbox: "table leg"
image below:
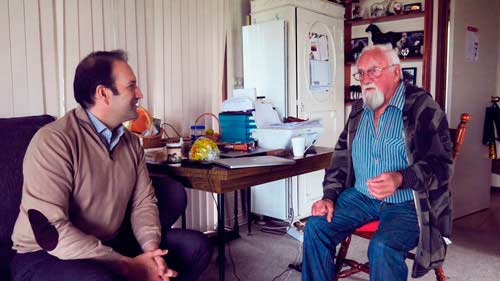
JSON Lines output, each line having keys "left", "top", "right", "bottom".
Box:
{"left": 233, "top": 191, "right": 239, "bottom": 233}
{"left": 247, "top": 187, "right": 252, "bottom": 235}
{"left": 217, "top": 193, "right": 225, "bottom": 281}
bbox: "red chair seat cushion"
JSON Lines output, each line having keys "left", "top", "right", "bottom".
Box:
{"left": 355, "top": 220, "right": 379, "bottom": 233}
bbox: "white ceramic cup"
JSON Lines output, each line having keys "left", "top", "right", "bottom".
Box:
{"left": 291, "top": 136, "right": 306, "bottom": 158}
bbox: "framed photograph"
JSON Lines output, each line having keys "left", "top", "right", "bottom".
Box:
{"left": 352, "top": 2, "right": 362, "bottom": 19}
{"left": 395, "top": 30, "right": 424, "bottom": 58}
{"left": 404, "top": 3, "right": 422, "bottom": 14}
{"left": 350, "top": 37, "right": 368, "bottom": 62}
{"left": 402, "top": 67, "right": 417, "bottom": 85}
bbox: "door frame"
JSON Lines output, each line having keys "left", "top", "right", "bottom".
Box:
{"left": 435, "top": 0, "right": 451, "bottom": 109}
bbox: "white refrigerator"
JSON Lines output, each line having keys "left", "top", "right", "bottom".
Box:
{"left": 243, "top": 0, "right": 345, "bottom": 221}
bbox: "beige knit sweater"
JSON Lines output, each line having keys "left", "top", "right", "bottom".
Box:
{"left": 11, "top": 107, "right": 161, "bottom": 261}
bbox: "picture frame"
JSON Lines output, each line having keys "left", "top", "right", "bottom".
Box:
{"left": 402, "top": 67, "right": 417, "bottom": 85}
{"left": 350, "top": 37, "right": 368, "bottom": 62}
{"left": 352, "top": 2, "right": 362, "bottom": 19}
{"left": 395, "top": 30, "right": 424, "bottom": 58}
{"left": 403, "top": 3, "right": 422, "bottom": 14}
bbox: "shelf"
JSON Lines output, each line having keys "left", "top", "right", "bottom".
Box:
{"left": 346, "top": 12, "right": 425, "bottom": 26}
{"left": 345, "top": 57, "right": 423, "bottom": 65}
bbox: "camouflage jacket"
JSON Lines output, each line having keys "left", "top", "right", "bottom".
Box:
{"left": 323, "top": 83, "right": 453, "bottom": 277}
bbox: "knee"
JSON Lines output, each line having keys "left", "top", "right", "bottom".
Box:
{"left": 152, "top": 176, "right": 187, "bottom": 208}
{"left": 367, "top": 235, "right": 394, "bottom": 259}
{"left": 181, "top": 230, "right": 213, "bottom": 268}
{"left": 304, "top": 216, "right": 327, "bottom": 237}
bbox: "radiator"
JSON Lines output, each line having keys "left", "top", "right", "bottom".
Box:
{"left": 180, "top": 189, "right": 248, "bottom": 232}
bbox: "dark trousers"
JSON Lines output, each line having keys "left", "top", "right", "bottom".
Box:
{"left": 11, "top": 176, "right": 213, "bottom": 281}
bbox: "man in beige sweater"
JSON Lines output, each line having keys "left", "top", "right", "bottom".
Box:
{"left": 10, "top": 50, "right": 212, "bottom": 281}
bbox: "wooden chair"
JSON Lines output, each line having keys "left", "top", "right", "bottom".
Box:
{"left": 334, "top": 113, "right": 470, "bottom": 281}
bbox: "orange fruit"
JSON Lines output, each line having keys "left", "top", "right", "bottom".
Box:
{"left": 127, "top": 107, "right": 152, "bottom": 134}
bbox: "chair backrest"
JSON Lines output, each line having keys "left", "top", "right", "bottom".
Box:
{"left": 449, "top": 113, "right": 470, "bottom": 161}
{"left": 0, "top": 115, "right": 55, "bottom": 278}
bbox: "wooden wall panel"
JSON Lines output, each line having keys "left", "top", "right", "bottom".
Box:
{"left": 114, "top": 0, "right": 126, "bottom": 50}
{"left": 102, "top": 0, "right": 115, "bottom": 50}
{"left": 169, "top": 0, "right": 183, "bottom": 131}
{"left": 78, "top": 0, "right": 93, "bottom": 57}
{"left": 64, "top": 0, "right": 80, "bottom": 111}
{"left": 9, "top": 0, "right": 29, "bottom": 116}
{"left": 0, "top": 0, "right": 14, "bottom": 117}
{"left": 136, "top": 0, "right": 149, "bottom": 108}
{"left": 91, "top": 0, "right": 105, "bottom": 51}
{"left": 125, "top": 0, "right": 138, "bottom": 74}
{"left": 24, "top": 0, "right": 45, "bottom": 115}
{"left": 39, "top": 0, "right": 60, "bottom": 117}
{"left": 0, "top": 0, "right": 227, "bottom": 232}
{"left": 152, "top": 0, "right": 165, "bottom": 119}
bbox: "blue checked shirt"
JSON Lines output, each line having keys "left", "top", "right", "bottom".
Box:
{"left": 86, "top": 110, "right": 125, "bottom": 151}
{"left": 352, "top": 82, "right": 413, "bottom": 203}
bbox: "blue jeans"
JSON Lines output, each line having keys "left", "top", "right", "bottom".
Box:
{"left": 302, "top": 188, "right": 419, "bottom": 281}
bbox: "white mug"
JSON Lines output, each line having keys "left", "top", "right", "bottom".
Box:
{"left": 291, "top": 136, "right": 306, "bottom": 158}
{"left": 291, "top": 135, "right": 317, "bottom": 158}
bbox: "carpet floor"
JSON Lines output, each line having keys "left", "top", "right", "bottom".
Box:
{"left": 201, "top": 191, "right": 500, "bottom": 281}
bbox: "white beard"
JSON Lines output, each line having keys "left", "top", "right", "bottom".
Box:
{"left": 361, "top": 84, "right": 385, "bottom": 110}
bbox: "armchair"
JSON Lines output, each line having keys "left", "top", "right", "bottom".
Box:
{"left": 0, "top": 115, "right": 55, "bottom": 280}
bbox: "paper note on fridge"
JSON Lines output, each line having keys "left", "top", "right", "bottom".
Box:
{"left": 310, "top": 60, "right": 331, "bottom": 89}
{"left": 253, "top": 102, "right": 281, "bottom": 128}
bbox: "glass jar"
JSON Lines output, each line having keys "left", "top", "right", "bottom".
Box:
{"left": 190, "top": 125, "right": 205, "bottom": 143}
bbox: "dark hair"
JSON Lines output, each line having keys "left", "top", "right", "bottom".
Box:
{"left": 73, "top": 50, "right": 128, "bottom": 109}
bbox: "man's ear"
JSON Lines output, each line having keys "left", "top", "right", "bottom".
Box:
{"left": 94, "top": 85, "right": 110, "bottom": 105}
{"left": 394, "top": 65, "right": 401, "bottom": 82}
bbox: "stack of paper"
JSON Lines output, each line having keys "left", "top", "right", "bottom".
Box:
{"left": 267, "top": 119, "right": 322, "bottom": 129}
{"left": 252, "top": 102, "right": 281, "bottom": 128}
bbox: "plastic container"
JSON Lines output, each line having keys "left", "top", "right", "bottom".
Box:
{"left": 251, "top": 127, "right": 323, "bottom": 149}
{"left": 219, "top": 112, "right": 256, "bottom": 143}
{"left": 190, "top": 125, "right": 205, "bottom": 143}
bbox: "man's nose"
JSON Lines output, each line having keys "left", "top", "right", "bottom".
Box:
{"left": 135, "top": 88, "right": 144, "bottom": 99}
{"left": 360, "top": 73, "right": 374, "bottom": 84}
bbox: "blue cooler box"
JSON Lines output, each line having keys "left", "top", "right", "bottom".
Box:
{"left": 219, "top": 112, "right": 256, "bottom": 143}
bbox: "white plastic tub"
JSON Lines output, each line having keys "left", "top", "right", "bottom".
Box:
{"left": 251, "top": 127, "right": 323, "bottom": 149}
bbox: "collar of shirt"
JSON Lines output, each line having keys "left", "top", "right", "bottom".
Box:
{"left": 387, "top": 81, "right": 406, "bottom": 111}
{"left": 86, "top": 110, "right": 125, "bottom": 151}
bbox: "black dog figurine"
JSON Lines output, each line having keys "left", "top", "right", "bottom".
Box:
{"left": 365, "top": 24, "right": 399, "bottom": 48}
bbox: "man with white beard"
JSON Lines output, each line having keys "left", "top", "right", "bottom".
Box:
{"left": 302, "top": 44, "right": 454, "bottom": 281}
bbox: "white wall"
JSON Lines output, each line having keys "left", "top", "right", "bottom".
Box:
{"left": 0, "top": 0, "right": 226, "bottom": 137}
{"left": 0, "top": 0, "right": 59, "bottom": 117}
{"left": 447, "top": 0, "right": 499, "bottom": 218}
{"left": 226, "top": 0, "right": 250, "bottom": 96}
{"left": 0, "top": 0, "right": 228, "bottom": 232}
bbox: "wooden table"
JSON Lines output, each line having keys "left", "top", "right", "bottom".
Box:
{"left": 147, "top": 146, "right": 333, "bottom": 281}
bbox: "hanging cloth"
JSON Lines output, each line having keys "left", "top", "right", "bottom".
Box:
{"left": 482, "top": 102, "right": 500, "bottom": 159}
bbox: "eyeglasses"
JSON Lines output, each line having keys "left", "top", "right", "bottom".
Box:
{"left": 352, "top": 64, "right": 395, "bottom": 81}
